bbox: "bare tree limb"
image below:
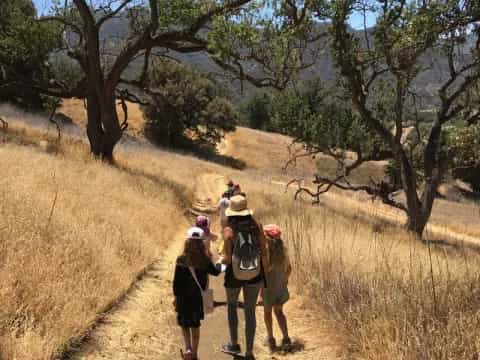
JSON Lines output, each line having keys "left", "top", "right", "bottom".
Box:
{"left": 117, "top": 90, "right": 129, "bottom": 132}
{"left": 97, "top": 0, "right": 134, "bottom": 28}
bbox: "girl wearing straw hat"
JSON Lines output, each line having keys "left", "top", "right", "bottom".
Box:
{"left": 220, "top": 195, "right": 269, "bottom": 360}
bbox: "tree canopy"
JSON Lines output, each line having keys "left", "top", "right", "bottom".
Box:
{"left": 6, "top": 0, "right": 316, "bottom": 160}
{"left": 143, "top": 59, "right": 237, "bottom": 148}
{"left": 0, "top": 0, "right": 61, "bottom": 108}
{"left": 277, "top": 0, "right": 480, "bottom": 236}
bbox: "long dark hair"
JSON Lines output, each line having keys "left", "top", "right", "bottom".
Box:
{"left": 178, "top": 238, "right": 209, "bottom": 269}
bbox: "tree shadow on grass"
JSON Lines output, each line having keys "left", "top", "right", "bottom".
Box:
{"left": 187, "top": 141, "right": 246, "bottom": 170}
{"left": 145, "top": 131, "right": 246, "bottom": 170}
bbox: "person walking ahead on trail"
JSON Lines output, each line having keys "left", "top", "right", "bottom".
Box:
{"left": 217, "top": 192, "right": 231, "bottom": 256}
{"left": 173, "top": 227, "right": 221, "bottom": 360}
{"left": 262, "top": 224, "right": 292, "bottom": 352}
{"left": 222, "top": 180, "right": 235, "bottom": 199}
{"left": 220, "top": 195, "right": 269, "bottom": 360}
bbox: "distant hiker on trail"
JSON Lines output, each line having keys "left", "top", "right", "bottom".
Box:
{"left": 173, "top": 227, "right": 222, "bottom": 360}
{"left": 218, "top": 194, "right": 231, "bottom": 230}
{"left": 222, "top": 180, "right": 235, "bottom": 199}
{"left": 220, "top": 195, "right": 269, "bottom": 360}
{"left": 262, "top": 224, "right": 292, "bottom": 352}
{"left": 217, "top": 181, "right": 233, "bottom": 255}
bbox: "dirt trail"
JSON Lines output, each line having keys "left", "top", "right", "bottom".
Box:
{"left": 72, "top": 228, "right": 185, "bottom": 359}
{"left": 72, "top": 173, "right": 342, "bottom": 359}
{"left": 193, "top": 174, "right": 342, "bottom": 360}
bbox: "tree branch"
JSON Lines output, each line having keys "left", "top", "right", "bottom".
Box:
{"left": 116, "top": 90, "right": 129, "bottom": 132}
{"left": 189, "top": 0, "right": 252, "bottom": 34}
{"left": 97, "top": 0, "right": 134, "bottom": 28}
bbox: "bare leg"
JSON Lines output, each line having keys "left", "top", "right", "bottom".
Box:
{"left": 243, "top": 283, "right": 261, "bottom": 356}
{"left": 181, "top": 327, "right": 192, "bottom": 352}
{"left": 191, "top": 327, "right": 200, "bottom": 357}
{"left": 226, "top": 287, "right": 241, "bottom": 345}
{"left": 274, "top": 305, "right": 289, "bottom": 340}
{"left": 264, "top": 305, "right": 274, "bottom": 339}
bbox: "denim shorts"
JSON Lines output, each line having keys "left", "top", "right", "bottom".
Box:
{"left": 263, "top": 287, "right": 289, "bottom": 307}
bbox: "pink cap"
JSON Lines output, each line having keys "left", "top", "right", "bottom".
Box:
{"left": 263, "top": 224, "right": 282, "bottom": 239}
{"left": 195, "top": 215, "right": 210, "bottom": 236}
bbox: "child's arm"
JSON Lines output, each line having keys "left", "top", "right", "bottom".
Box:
{"left": 221, "top": 227, "right": 233, "bottom": 265}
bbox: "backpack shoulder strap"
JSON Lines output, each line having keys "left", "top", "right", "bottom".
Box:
{"left": 189, "top": 267, "right": 203, "bottom": 292}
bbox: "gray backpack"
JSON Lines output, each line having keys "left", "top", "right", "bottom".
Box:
{"left": 230, "top": 218, "right": 261, "bottom": 281}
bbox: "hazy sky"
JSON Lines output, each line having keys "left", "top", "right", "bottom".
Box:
{"left": 32, "top": 0, "right": 377, "bottom": 29}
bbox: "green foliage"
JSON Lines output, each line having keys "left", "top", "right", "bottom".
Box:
{"left": 446, "top": 125, "right": 480, "bottom": 168}
{"left": 143, "top": 59, "right": 237, "bottom": 148}
{"left": 207, "top": 1, "right": 314, "bottom": 88}
{"left": 0, "top": 0, "right": 61, "bottom": 108}
{"left": 240, "top": 92, "right": 274, "bottom": 130}
{"left": 445, "top": 124, "right": 480, "bottom": 191}
{"left": 272, "top": 80, "right": 387, "bottom": 159}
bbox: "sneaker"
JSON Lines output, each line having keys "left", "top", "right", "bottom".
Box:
{"left": 221, "top": 343, "right": 241, "bottom": 355}
{"left": 264, "top": 337, "right": 276, "bottom": 351}
{"left": 182, "top": 349, "right": 193, "bottom": 360}
{"left": 281, "top": 337, "right": 292, "bottom": 348}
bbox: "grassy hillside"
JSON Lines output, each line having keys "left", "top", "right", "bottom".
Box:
{"left": 0, "top": 121, "right": 227, "bottom": 358}
{"left": 1, "top": 105, "right": 480, "bottom": 359}
{"left": 54, "top": 99, "right": 480, "bottom": 239}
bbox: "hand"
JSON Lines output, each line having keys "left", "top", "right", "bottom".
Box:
{"left": 215, "top": 262, "right": 226, "bottom": 272}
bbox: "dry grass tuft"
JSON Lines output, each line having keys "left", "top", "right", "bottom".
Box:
{"left": 244, "top": 182, "right": 480, "bottom": 359}
{"left": 0, "top": 141, "right": 194, "bottom": 359}
{"left": 2, "top": 104, "right": 480, "bottom": 360}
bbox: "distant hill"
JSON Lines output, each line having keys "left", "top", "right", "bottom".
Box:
{"left": 97, "top": 14, "right": 475, "bottom": 107}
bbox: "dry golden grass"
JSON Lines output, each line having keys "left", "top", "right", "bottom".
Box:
{"left": 0, "top": 107, "right": 247, "bottom": 359}
{"left": 221, "top": 127, "right": 318, "bottom": 177}
{"left": 2, "top": 102, "right": 480, "bottom": 360}
{"left": 222, "top": 126, "right": 387, "bottom": 183}
{"left": 59, "top": 99, "right": 146, "bottom": 139}
{"left": 239, "top": 181, "right": 480, "bottom": 359}
{"left": 0, "top": 138, "right": 205, "bottom": 358}
{"left": 220, "top": 126, "right": 480, "bottom": 239}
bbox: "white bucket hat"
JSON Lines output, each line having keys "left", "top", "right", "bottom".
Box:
{"left": 187, "top": 226, "right": 205, "bottom": 240}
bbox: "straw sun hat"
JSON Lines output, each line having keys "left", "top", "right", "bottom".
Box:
{"left": 225, "top": 195, "right": 253, "bottom": 217}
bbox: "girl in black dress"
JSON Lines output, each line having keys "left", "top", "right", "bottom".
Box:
{"left": 173, "top": 227, "right": 221, "bottom": 360}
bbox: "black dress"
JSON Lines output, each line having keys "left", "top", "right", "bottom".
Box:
{"left": 173, "top": 258, "right": 221, "bottom": 328}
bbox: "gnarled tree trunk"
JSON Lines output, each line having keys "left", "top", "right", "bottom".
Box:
{"left": 399, "top": 151, "right": 435, "bottom": 237}
{"left": 85, "top": 89, "right": 122, "bottom": 162}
